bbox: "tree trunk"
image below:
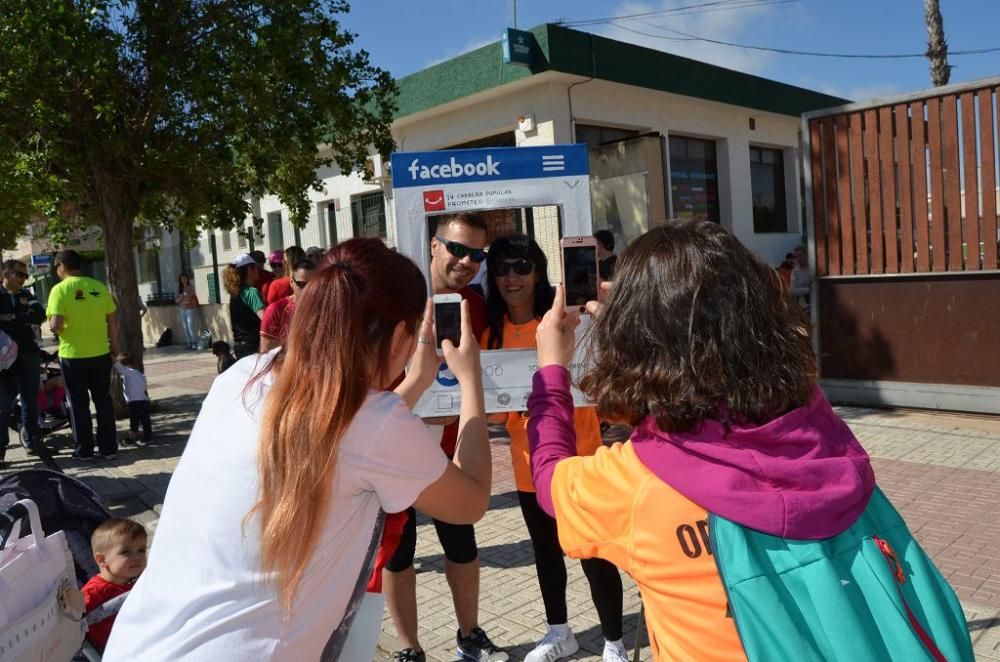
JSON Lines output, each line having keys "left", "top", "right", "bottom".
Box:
{"left": 93, "top": 171, "right": 143, "bottom": 417}
{"left": 924, "top": 0, "right": 951, "bottom": 87}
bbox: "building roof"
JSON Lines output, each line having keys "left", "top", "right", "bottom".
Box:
{"left": 395, "top": 23, "right": 847, "bottom": 120}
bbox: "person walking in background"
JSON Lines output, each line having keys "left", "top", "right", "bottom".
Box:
{"left": 265, "top": 246, "right": 305, "bottom": 305}
{"left": 0, "top": 259, "right": 47, "bottom": 458}
{"left": 46, "top": 249, "right": 120, "bottom": 461}
{"left": 113, "top": 352, "right": 153, "bottom": 444}
{"left": 594, "top": 229, "right": 618, "bottom": 281}
{"left": 174, "top": 272, "right": 200, "bottom": 350}
{"left": 259, "top": 260, "right": 315, "bottom": 352}
{"left": 223, "top": 254, "right": 265, "bottom": 360}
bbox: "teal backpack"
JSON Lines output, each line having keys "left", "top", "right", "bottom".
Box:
{"left": 710, "top": 487, "right": 974, "bottom": 661}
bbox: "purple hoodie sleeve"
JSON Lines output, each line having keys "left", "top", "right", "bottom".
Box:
{"left": 527, "top": 365, "right": 578, "bottom": 517}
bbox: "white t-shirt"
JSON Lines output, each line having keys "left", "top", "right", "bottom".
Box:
{"left": 103, "top": 352, "right": 449, "bottom": 661}
{"left": 112, "top": 362, "right": 147, "bottom": 402}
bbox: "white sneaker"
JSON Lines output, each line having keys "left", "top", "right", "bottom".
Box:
{"left": 524, "top": 626, "right": 579, "bottom": 662}
{"left": 603, "top": 639, "right": 629, "bottom": 662}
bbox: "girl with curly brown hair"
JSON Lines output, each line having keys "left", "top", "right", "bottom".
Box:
{"left": 526, "top": 219, "right": 877, "bottom": 661}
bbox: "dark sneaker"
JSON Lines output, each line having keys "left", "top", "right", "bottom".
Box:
{"left": 456, "top": 628, "right": 508, "bottom": 661}
{"left": 71, "top": 451, "right": 95, "bottom": 462}
{"left": 97, "top": 453, "right": 118, "bottom": 461}
{"left": 393, "top": 649, "right": 426, "bottom": 662}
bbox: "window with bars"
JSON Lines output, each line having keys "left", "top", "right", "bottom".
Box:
{"left": 351, "top": 191, "right": 387, "bottom": 240}
{"left": 750, "top": 146, "right": 788, "bottom": 233}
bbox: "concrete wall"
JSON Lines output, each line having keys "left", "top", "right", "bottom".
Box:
{"left": 140, "top": 303, "right": 232, "bottom": 348}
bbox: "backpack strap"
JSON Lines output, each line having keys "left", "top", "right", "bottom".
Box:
{"left": 872, "top": 536, "right": 948, "bottom": 662}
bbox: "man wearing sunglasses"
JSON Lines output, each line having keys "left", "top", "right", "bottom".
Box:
{"left": 0, "top": 259, "right": 47, "bottom": 462}
{"left": 259, "top": 260, "right": 314, "bottom": 353}
{"left": 384, "top": 212, "right": 508, "bottom": 662}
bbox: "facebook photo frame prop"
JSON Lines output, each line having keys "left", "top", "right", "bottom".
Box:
{"left": 390, "top": 144, "right": 595, "bottom": 416}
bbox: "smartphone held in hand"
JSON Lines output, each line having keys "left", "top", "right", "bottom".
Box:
{"left": 433, "top": 293, "right": 462, "bottom": 354}
{"left": 560, "top": 236, "right": 599, "bottom": 310}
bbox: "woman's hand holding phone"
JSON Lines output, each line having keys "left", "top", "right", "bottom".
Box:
{"left": 537, "top": 285, "right": 582, "bottom": 369}
{"left": 441, "top": 299, "right": 482, "bottom": 386}
{"left": 408, "top": 299, "right": 439, "bottom": 391}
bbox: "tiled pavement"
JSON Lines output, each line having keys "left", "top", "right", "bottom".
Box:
{"left": 2, "top": 347, "right": 999, "bottom": 660}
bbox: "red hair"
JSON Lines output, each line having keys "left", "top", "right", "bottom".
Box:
{"left": 248, "top": 238, "right": 427, "bottom": 610}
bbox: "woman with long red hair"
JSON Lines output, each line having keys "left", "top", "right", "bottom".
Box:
{"left": 103, "top": 238, "right": 492, "bottom": 661}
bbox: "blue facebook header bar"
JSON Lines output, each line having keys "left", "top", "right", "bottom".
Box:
{"left": 390, "top": 144, "right": 589, "bottom": 188}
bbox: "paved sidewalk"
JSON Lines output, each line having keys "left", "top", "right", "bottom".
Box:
{"left": 2, "top": 347, "right": 999, "bottom": 660}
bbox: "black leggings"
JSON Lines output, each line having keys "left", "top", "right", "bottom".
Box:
{"left": 518, "top": 491, "right": 624, "bottom": 640}
{"left": 384, "top": 506, "right": 479, "bottom": 571}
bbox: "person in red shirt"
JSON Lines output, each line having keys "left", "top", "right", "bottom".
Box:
{"left": 259, "top": 259, "right": 315, "bottom": 352}
{"left": 250, "top": 250, "right": 275, "bottom": 297}
{"left": 81, "top": 518, "right": 148, "bottom": 652}
{"left": 265, "top": 246, "right": 305, "bottom": 305}
{"left": 383, "top": 213, "right": 502, "bottom": 662}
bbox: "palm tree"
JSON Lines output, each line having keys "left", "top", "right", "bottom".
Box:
{"left": 924, "top": 0, "right": 951, "bottom": 86}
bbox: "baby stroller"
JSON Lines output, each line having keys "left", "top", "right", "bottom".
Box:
{"left": 0, "top": 469, "right": 122, "bottom": 661}
{"left": 6, "top": 350, "right": 72, "bottom": 463}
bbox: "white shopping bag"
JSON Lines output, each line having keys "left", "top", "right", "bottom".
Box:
{"left": 338, "top": 592, "right": 385, "bottom": 662}
{"left": 0, "top": 499, "right": 86, "bottom": 662}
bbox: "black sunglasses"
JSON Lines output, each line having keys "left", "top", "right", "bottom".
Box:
{"left": 493, "top": 259, "right": 534, "bottom": 277}
{"left": 435, "top": 236, "right": 487, "bottom": 263}
{"left": 11, "top": 271, "right": 28, "bottom": 279}
{"left": 292, "top": 279, "right": 310, "bottom": 289}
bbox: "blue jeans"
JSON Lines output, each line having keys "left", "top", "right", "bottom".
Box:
{"left": 181, "top": 307, "right": 199, "bottom": 348}
{"left": 0, "top": 352, "right": 41, "bottom": 458}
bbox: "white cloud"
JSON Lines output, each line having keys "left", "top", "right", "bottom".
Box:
{"left": 424, "top": 35, "right": 496, "bottom": 68}
{"left": 598, "top": 0, "right": 783, "bottom": 75}
{"left": 800, "top": 78, "right": 904, "bottom": 103}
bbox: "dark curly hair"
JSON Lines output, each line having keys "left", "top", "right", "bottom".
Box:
{"left": 484, "top": 234, "right": 554, "bottom": 350}
{"left": 579, "top": 219, "right": 816, "bottom": 432}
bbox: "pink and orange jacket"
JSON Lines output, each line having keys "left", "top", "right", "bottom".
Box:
{"left": 528, "top": 366, "right": 875, "bottom": 661}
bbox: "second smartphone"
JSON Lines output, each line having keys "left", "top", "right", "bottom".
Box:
{"left": 433, "top": 293, "right": 462, "bottom": 353}
{"left": 560, "top": 236, "right": 600, "bottom": 309}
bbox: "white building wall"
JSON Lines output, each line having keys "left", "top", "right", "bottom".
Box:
{"left": 192, "top": 72, "right": 808, "bottom": 277}
{"left": 567, "top": 80, "right": 805, "bottom": 265}
{"left": 391, "top": 75, "right": 805, "bottom": 264}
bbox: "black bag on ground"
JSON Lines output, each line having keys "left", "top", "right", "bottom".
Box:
{"left": 155, "top": 328, "right": 173, "bottom": 348}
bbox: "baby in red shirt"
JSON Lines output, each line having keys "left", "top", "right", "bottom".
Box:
{"left": 81, "top": 518, "right": 148, "bottom": 652}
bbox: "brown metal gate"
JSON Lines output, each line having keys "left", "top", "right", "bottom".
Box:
{"left": 803, "top": 76, "right": 1000, "bottom": 413}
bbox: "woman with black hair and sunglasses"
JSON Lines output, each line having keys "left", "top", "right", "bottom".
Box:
{"left": 482, "top": 235, "right": 627, "bottom": 662}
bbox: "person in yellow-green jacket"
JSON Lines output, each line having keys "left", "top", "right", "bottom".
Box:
{"left": 46, "top": 250, "right": 120, "bottom": 461}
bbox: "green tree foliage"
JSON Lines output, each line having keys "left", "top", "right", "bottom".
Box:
{"left": 0, "top": 0, "right": 396, "bottom": 367}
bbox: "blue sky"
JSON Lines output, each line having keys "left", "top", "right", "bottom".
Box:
{"left": 341, "top": 0, "right": 999, "bottom": 102}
